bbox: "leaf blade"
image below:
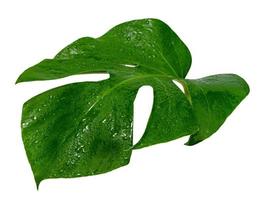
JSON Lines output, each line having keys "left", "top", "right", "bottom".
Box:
{"left": 17, "top": 18, "right": 191, "bottom": 83}
{"left": 183, "top": 74, "right": 250, "bottom": 145}
{"left": 16, "top": 18, "right": 250, "bottom": 187}
{"left": 22, "top": 79, "right": 137, "bottom": 186}
{"left": 134, "top": 77, "right": 198, "bottom": 149}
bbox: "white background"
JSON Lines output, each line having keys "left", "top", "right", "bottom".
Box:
{"left": 1, "top": 0, "right": 267, "bottom": 199}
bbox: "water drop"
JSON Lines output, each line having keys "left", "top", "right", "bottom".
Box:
{"left": 70, "top": 48, "right": 79, "bottom": 55}
{"left": 112, "top": 132, "right": 118, "bottom": 137}
{"left": 83, "top": 125, "right": 89, "bottom": 132}
{"left": 121, "top": 132, "right": 129, "bottom": 140}
{"left": 77, "top": 143, "right": 86, "bottom": 153}
{"left": 124, "top": 64, "right": 137, "bottom": 68}
{"left": 124, "top": 156, "right": 129, "bottom": 160}
{"left": 22, "top": 122, "right": 26, "bottom": 128}
{"left": 22, "top": 122, "right": 29, "bottom": 128}
{"left": 123, "top": 134, "right": 129, "bottom": 140}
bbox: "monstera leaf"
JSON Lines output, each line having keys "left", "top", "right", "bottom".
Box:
{"left": 16, "top": 18, "right": 249, "bottom": 188}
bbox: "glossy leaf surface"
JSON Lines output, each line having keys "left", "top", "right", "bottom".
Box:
{"left": 17, "top": 18, "right": 249, "bottom": 187}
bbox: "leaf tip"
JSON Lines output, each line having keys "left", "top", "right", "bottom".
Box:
{"left": 184, "top": 136, "right": 202, "bottom": 146}
{"left": 15, "top": 71, "right": 27, "bottom": 84}
{"left": 15, "top": 77, "right": 21, "bottom": 84}
{"left": 184, "top": 140, "right": 199, "bottom": 146}
{"left": 33, "top": 174, "right": 44, "bottom": 190}
{"left": 185, "top": 127, "right": 207, "bottom": 146}
{"left": 35, "top": 178, "right": 42, "bottom": 190}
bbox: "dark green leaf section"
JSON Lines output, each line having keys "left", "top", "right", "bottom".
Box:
{"left": 16, "top": 58, "right": 125, "bottom": 83}
{"left": 134, "top": 78, "right": 198, "bottom": 149}
{"left": 55, "top": 18, "right": 191, "bottom": 77}
{"left": 17, "top": 18, "right": 191, "bottom": 83}
{"left": 17, "top": 18, "right": 249, "bottom": 186}
{"left": 184, "top": 74, "right": 250, "bottom": 145}
{"left": 22, "top": 78, "right": 137, "bottom": 187}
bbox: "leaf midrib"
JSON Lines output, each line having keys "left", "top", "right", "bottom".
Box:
{"left": 85, "top": 74, "right": 175, "bottom": 115}
{"left": 68, "top": 73, "right": 177, "bottom": 150}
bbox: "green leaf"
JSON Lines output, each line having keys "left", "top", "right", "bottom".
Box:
{"left": 21, "top": 79, "right": 137, "bottom": 187}
{"left": 16, "top": 18, "right": 249, "bottom": 187}
{"left": 183, "top": 74, "right": 250, "bottom": 145}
